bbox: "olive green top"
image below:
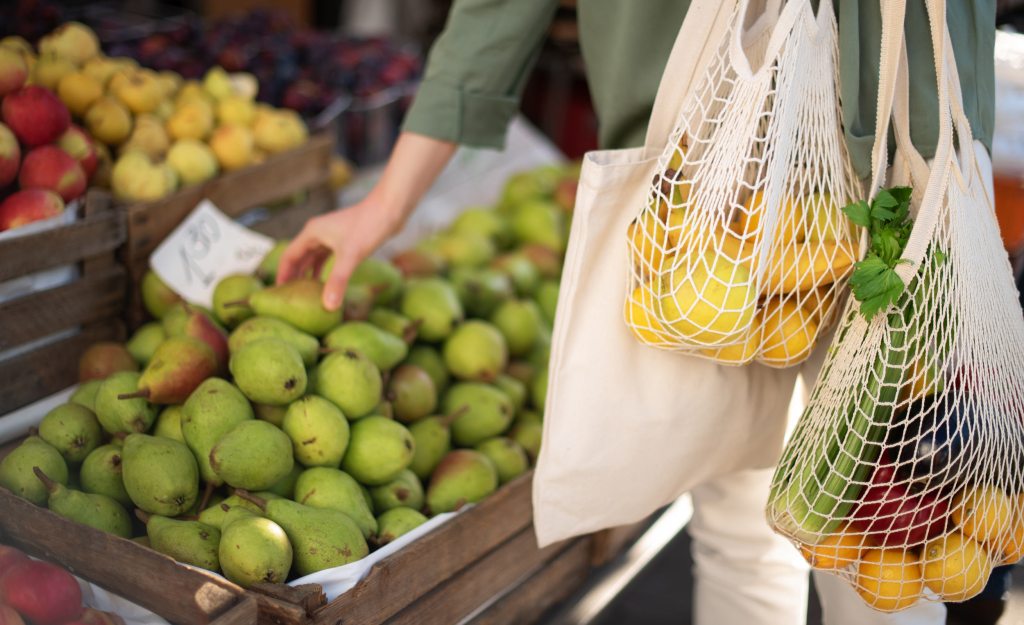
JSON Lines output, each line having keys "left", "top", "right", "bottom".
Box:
{"left": 402, "top": 0, "right": 995, "bottom": 178}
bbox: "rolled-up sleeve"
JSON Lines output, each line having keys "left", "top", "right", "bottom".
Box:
{"left": 402, "top": 0, "right": 560, "bottom": 149}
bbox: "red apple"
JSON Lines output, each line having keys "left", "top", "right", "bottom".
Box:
{"left": 0, "top": 122, "right": 18, "bottom": 187}
{"left": 0, "top": 189, "right": 65, "bottom": 231}
{"left": 0, "top": 605, "right": 26, "bottom": 625}
{"left": 0, "top": 546, "right": 29, "bottom": 580}
{"left": 0, "top": 560, "right": 83, "bottom": 625}
{"left": 57, "top": 125, "right": 99, "bottom": 180}
{"left": 0, "top": 47, "right": 27, "bottom": 97}
{"left": 19, "top": 145, "right": 87, "bottom": 202}
{"left": 849, "top": 461, "right": 949, "bottom": 547}
{"left": 1, "top": 86, "right": 71, "bottom": 147}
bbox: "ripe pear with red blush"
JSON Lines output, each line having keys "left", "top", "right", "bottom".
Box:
{"left": 167, "top": 307, "right": 230, "bottom": 372}
{"left": 0, "top": 189, "right": 64, "bottom": 231}
{"left": 57, "top": 125, "right": 99, "bottom": 179}
{"left": 0, "top": 122, "right": 19, "bottom": 187}
{"left": 0, "top": 47, "right": 28, "bottom": 97}
{"left": 121, "top": 336, "right": 217, "bottom": 404}
{"left": 0, "top": 559, "right": 83, "bottom": 625}
{"left": 79, "top": 341, "right": 138, "bottom": 381}
{"left": 19, "top": 145, "right": 87, "bottom": 202}
{"left": 1, "top": 85, "right": 70, "bottom": 147}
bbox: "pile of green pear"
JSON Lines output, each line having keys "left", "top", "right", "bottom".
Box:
{"left": 0, "top": 163, "right": 578, "bottom": 588}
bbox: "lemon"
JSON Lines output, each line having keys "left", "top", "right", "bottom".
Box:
{"left": 993, "top": 497, "right": 1024, "bottom": 564}
{"left": 856, "top": 548, "right": 923, "bottom": 612}
{"left": 762, "top": 240, "right": 855, "bottom": 295}
{"left": 732, "top": 190, "right": 804, "bottom": 246}
{"left": 659, "top": 250, "right": 756, "bottom": 345}
{"left": 701, "top": 324, "right": 761, "bottom": 364}
{"left": 624, "top": 283, "right": 668, "bottom": 345}
{"left": 801, "top": 192, "right": 850, "bottom": 242}
{"left": 799, "top": 285, "right": 837, "bottom": 324}
{"left": 922, "top": 531, "right": 993, "bottom": 601}
{"left": 953, "top": 485, "right": 1015, "bottom": 543}
{"left": 758, "top": 298, "right": 818, "bottom": 365}
{"left": 799, "top": 525, "right": 868, "bottom": 570}
{"left": 628, "top": 210, "right": 670, "bottom": 274}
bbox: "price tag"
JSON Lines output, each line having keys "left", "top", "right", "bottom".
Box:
{"left": 150, "top": 200, "right": 275, "bottom": 308}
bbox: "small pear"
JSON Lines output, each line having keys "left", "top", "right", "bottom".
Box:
{"left": 282, "top": 395, "right": 350, "bottom": 467}
{"left": 124, "top": 337, "right": 218, "bottom": 404}
{"left": 140, "top": 270, "right": 182, "bottom": 319}
{"left": 70, "top": 380, "right": 102, "bottom": 412}
{"left": 228, "top": 316, "right": 319, "bottom": 367}
{"left": 152, "top": 405, "right": 185, "bottom": 442}
{"left": 209, "top": 420, "right": 294, "bottom": 490}
{"left": 229, "top": 339, "right": 307, "bottom": 405}
{"left": 246, "top": 278, "right": 341, "bottom": 336}
{"left": 443, "top": 383, "right": 514, "bottom": 447}
{"left": 450, "top": 208, "right": 512, "bottom": 248}
{"left": 391, "top": 248, "right": 446, "bottom": 278}
{"left": 340, "top": 282, "right": 383, "bottom": 322}
{"left": 399, "top": 278, "right": 464, "bottom": 342}
{"left": 121, "top": 434, "right": 199, "bottom": 516}
{"left": 265, "top": 463, "right": 303, "bottom": 499}
{"left": 442, "top": 320, "right": 508, "bottom": 382}
{"left": 78, "top": 341, "right": 138, "bottom": 382}
{"left": 255, "top": 241, "right": 289, "bottom": 284}
{"left": 79, "top": 444, "right": 131, "bottom": 506}
{"left": 34, "top": 468, "right": 131, "bottom": 537}
{"left": 95, "top": 372, "right": 157, "bottom": 434}
{"left": 491, "top": 252, "right": 541, "bottom": 297}
{"left": 126, "top": 322, "right": 166, "bottom": 365}
{"left": 169, "top": 310, "right": 230, "bottom": 373}
{"left": 38, "top": 403, "right": 102, "bottom": 464}
{"left": 433, "top": 232, "right": 496, "bottom": 268}
{"left": 213, "top": 274, "right": 262, "bottom": 328}
{"left": 0, "top": 437, "right": 68, "bottom": 506}
{"left": 219, "top": 514, "right": 293, "bottom": 587}
{"left": 323, "top": 322, "right": 408, "bottom": 371}
{"left": 254, "top": 403, "right": 288, "bottom": 427}
{"left": 490, "top": 299, "right": 543, "bottom": 357}
{"left": 407, "top": 411, "right": 461, "bottom": 481}
{"left": 294, "top": 468, "right": 378, "bottom": 539}
{"left": 139, "top": 511, "right": 220, "bottom": 571}
{"left": 426, "top": 450, "right": 499, "bottom": 514}
{"left": 374, "top": 507, "right": 428, "bottom": 546}
{"left": 386, "top": 365, "right": 437, "bottom": 423}
{"left": 345, "top": 257, "right": 404, "bottom": 306}
{"left": 474, "top": 437, "right": 529, "bottom": 484}
{"left": 535, "top": 280, "right": 559, "bottom": 327}
{"left": 368, "top": 308, "right": 421, "bottom": 342}
{"left": 341, "top": 416, "right": 414, "bottom": 486}
{"left": 449, "top": 267, "right": 515, "bottom": 318}
{"left": 182, "top": 377, "right": 254, "bottom": 485}
{"left": 509, "top": 412, "right": 543, "bottom": 462}
{"left": 531, "top": 367, "right": 548, "bottom": 412}
{"left": 369, "top": 469, "right": 424, "bottom": 514}
{"left": 314, "top": 350, "right": 382, "bottom": 420}
{"left": 236, "top": 491, "right": 369, "bottom": 575}
{"left": 403, "top": 345, "right": 450, "bottom": 395}
{"left": 493, "top": 374, "right": 527, "bottom": 414}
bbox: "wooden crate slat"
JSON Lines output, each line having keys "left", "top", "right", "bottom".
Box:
{"left": 252, "top": 184, "right": 333, "bottom": 241}
{"left": 382, "top": 528, "right": 569, "bottom": 625}
{"left": 311, "top": 473, "right": 535, "bottom": 625}
{"left": 0, "top": 490, "right": 242, "bottom": 625}
{"left": 0, "top": 211, "right": 124, "bottom": 283}
{"left": 0, "top": 323, "right": 124, "bottom": 415}
{"left": 465, "top": 539, "right": 591, "bottom": 625}
{"left": 209, "top": 596, "right": 258, "bottom": 625}
{"left": 0, "top": 267, "right": 125, "bottom": 352}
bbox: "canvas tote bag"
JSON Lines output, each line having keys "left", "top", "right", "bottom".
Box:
{"left": 533, "top": 0, "right": 815, "bottom": 547}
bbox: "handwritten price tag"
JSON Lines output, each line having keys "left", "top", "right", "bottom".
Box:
{"left": 150, "top": 200, "right": 275, "bottom": 308}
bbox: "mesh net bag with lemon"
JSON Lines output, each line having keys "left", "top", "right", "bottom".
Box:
{"left": 623, "top": 0, "right": 860, "bottom": 368}
{"left": 767, "top": 0, "right": 1024, "bottom": 612}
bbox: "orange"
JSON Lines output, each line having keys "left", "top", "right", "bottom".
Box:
{"left": 799, "top": 526, "right": 868, "bottom": 569}
{"left": 990, "top": 495, "right": 1024, "bottom": 564}
{"left": 758, "top": 298, "right": 818, "bottom": 365}
{"left": 856, "top": 548, "right": 923, "bottom": 612}
{"left": 952, "top": 485, "right": 1015, "bottom": 543}
{"left": 922, "top": 531, "right": 993, "bottom": 601}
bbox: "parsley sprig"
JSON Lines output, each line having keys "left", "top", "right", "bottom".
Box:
{"left": 841, "top": 187, "right": 914, "bottom": 320}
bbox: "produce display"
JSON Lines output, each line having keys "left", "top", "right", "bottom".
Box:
{"left": 0, "top": 163, "right": 578, "bottom": 588}
{"left": 0, "top": 544, "right": 126, "bottom": 625}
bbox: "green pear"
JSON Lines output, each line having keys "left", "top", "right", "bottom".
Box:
{"left": 34, "top": 468, "right": 131, "bottom": 537}
{"left": 219, "top": 503, "right": 259, "bottom": 529}
{"left": 499, "top": 166, "right": 562, "bottom": 209}
{"left": 443, "top": 321, "right": 508, "bottom": 382}
{"left": 443, "top": 383, "right": 514, "bottom": 447}
{"left": 210, "top": 420, "right": 294, "bottom": 490}
{"left": 493, "top": 374, "right": 526, "bottom": 414}
{"left": 341, "top": 416, "right": 414, "bottom": 486}
{"left": 230, "top": 339, "right": 307, "bottom": 405}
{"left": 122, "top": 434, "right": 199, "bottom": 516}
{"left": 369, "top": 469, "right": 423, "bottom": 514}
{"left": 198, "top": 492, "right": 280, "bottom": 528}
{"left": 323, "top": 322, "right": 408, "bottom": 372}
{"left": 535, "top": 280, "right": 559, "bottom": 327}
{"left": 153, "top": 405, "right": 185, "bottom": 442}
{"left": 492, "top": 252, "right": 541, "bottom": 297}
{"left": 374, "top": 507, "right": 429, "bottom": 546}
{"left": 213, "top": 274, "right": 262, "bottom": 327}
{"left": 449, "top": 267, "right": 515, "bottom": 318}
{"left": 142, "top": 512, "right": 220, "bottom": 571}
{"left": 400, "top": 278, "right": 463, "bottom": 342}
{"left": 315, "top": 350, "right": 382, "bottom": 420}
{"left": 386, "top": 365, "right": 437, "bottom": 423}
{"left": 182, "top": 377, "right": 254, "bottom": 485}
{"left": 126, "top": 322, "right": 166, "bottom": 365}
{"left": 528, "top": 326, "right": 552, "bottom": 372}
{"left": 70, "top": 380, "right": 103, "bottom": 412}
{"left": 248, "top": 278, "right": 341, "bottom": 336}
{"left": 38, "top": 403, "right": 103, "bottom": 464}
{"left": 490, "top": 299, "right": 543, "bottom": 357}
{"left": 294, "top": 467, "right": 378, "bottom": 539}
{"left": 141, "top": 269, "right": 182, "bottom": 319}
{"left": 95, "top": 371, "right": 157, "bottom": 434}
{"left": 510, "top": 413, "right": 543, "bottom": 462}
{"left": 229, "top": 316, "right": 319, "bottom": 367}
{"left": 254, "top": 402, "right": 288, "bottom": 426}
{"left": 391, "top": 248, "right": 446, "bottom": 278}
{"left": 255, "top": 240, "right": 289, "bottom": 284}
{"left": 403, "top": 345, "right": 450, "bottom": 395}
{"left": 266, "top": 463, "right": 303, "bottom": 498}
{"left": 132, "top": 336, "right": 219, "bottom": 404}
{"left": 510, "top": 200, "right": 565, "bottom": 252}
{"left": 282, "top": 395, "right": 349, "bottom": 467}
{"left": 531, "top": 367, "right": 548, "bottom": 412}
{"left": 80, "top": 444, "right": 131, "bottom": 506}
{"left": 219, "top": 515, "right": 293, "bottom": 587}
{"left": 426, "top": 450, "right": 498, "bottom": 514}
{"left": 347, "top": 257, "right": 404, "bottom": 306}
{"left": 434, "top": 232, "right": 496, "bottom": 268}
{"left": 340, "top": 282, "right": 382, "bottom": 322}
{"left": 521, "top": 244, "right": 562, "bottom": 280}
{"left": 0, "top": 437, "right": 68, "bottom": 505}
{"left": 161, "top": 303, "right": 217, "bottom": 337}
{"left": 407, "top": 412, "right": 460, "bottom": 481}
{"left": 451, "top": 207, "right": 512, "bottom": 248}
{"left": 236, "top": 491, "right": 369, "bottom": 575}
{"left": 368, "top": 308, "right": 420, "bottom": 342}
{"left": 474, "top": 437, "right": 529, "bottom": 484}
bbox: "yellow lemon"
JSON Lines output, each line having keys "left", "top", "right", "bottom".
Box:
{"left": 801, "top": 192, "right": 851, "bottom": 242}
{"left": 758, "top": 298, "right": 818, "bottom": 365}
{"left": 763, "top": 240, "right": 855, "bottom": 295}
{"left": 628, "top": 210, "right": 671, "bottom": 274}
{"left": 659, "top": 250, "right": 756, "bottom": 345}
{"left": 953, "top": 486, "right": 1015, "bottom": 544}
{"left": 701, "top": 323, "right": 761, "bottom": 364}
{"left": 732, "top": 190, "right": 805, "bottom": 246}
{"left": 799, "top": 525, "right": 870, "bottom": 570}
{"left": 992, "top": 497, "right": 1024, "bottom": 564}
{"left": 624, "top": 282, "right": 668, "bottom": 345}
{"left": 856, "top": 548, "right": 924, "bottom": 612}
{"left": 799, "top": 285, "right": 838, "bottom": 324}
{"left": 922, "top": 531, "right": 993, "bottom": 601}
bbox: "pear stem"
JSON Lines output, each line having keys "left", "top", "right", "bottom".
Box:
{"left": 233, "top": 489, "right": 267, "bottom": 512}
{"left": 118, "top": 389, "right": 151, "bottom": 401}
{"left": 32, "top": 466, "right": 57, "bottom": 493}
{"left": 402, "top": 319, "right": 424, "bottom": 345}
{"left": 441, "top": 405, "right": 470, "bottom": 427}
{"left": 318, "top": 347, "right": 337, "bottom": 355}
{"left": 222, "top": 299, "right": 250, "bottom": 309}
{"left": 134, "top": 509, "right": 152, "bottom": 525}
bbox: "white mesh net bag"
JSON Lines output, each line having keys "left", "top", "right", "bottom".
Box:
{"left": 623, "top": 0, "right": 861, "bottom": 367}
{"left": 767, "top": 0, "right": 1024, "bottom": 612}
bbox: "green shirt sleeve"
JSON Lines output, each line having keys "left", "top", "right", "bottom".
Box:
{"left": 401, "top": 0, "right": 560, "bottom": 149}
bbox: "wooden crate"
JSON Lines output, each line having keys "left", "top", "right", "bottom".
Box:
{"left": 0, "top": 191, "right": 127, "bottom": 415}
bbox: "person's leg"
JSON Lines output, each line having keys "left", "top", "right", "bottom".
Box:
{"left": 812, "top": 571, "right": 946, "bottom": 625}
{"left": 689, "top": 466, "right": 811, "bottom": 625}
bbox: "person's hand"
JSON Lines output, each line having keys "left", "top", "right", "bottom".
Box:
{"left": 276, "top": 193, "right": 400, "bottom": 311}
